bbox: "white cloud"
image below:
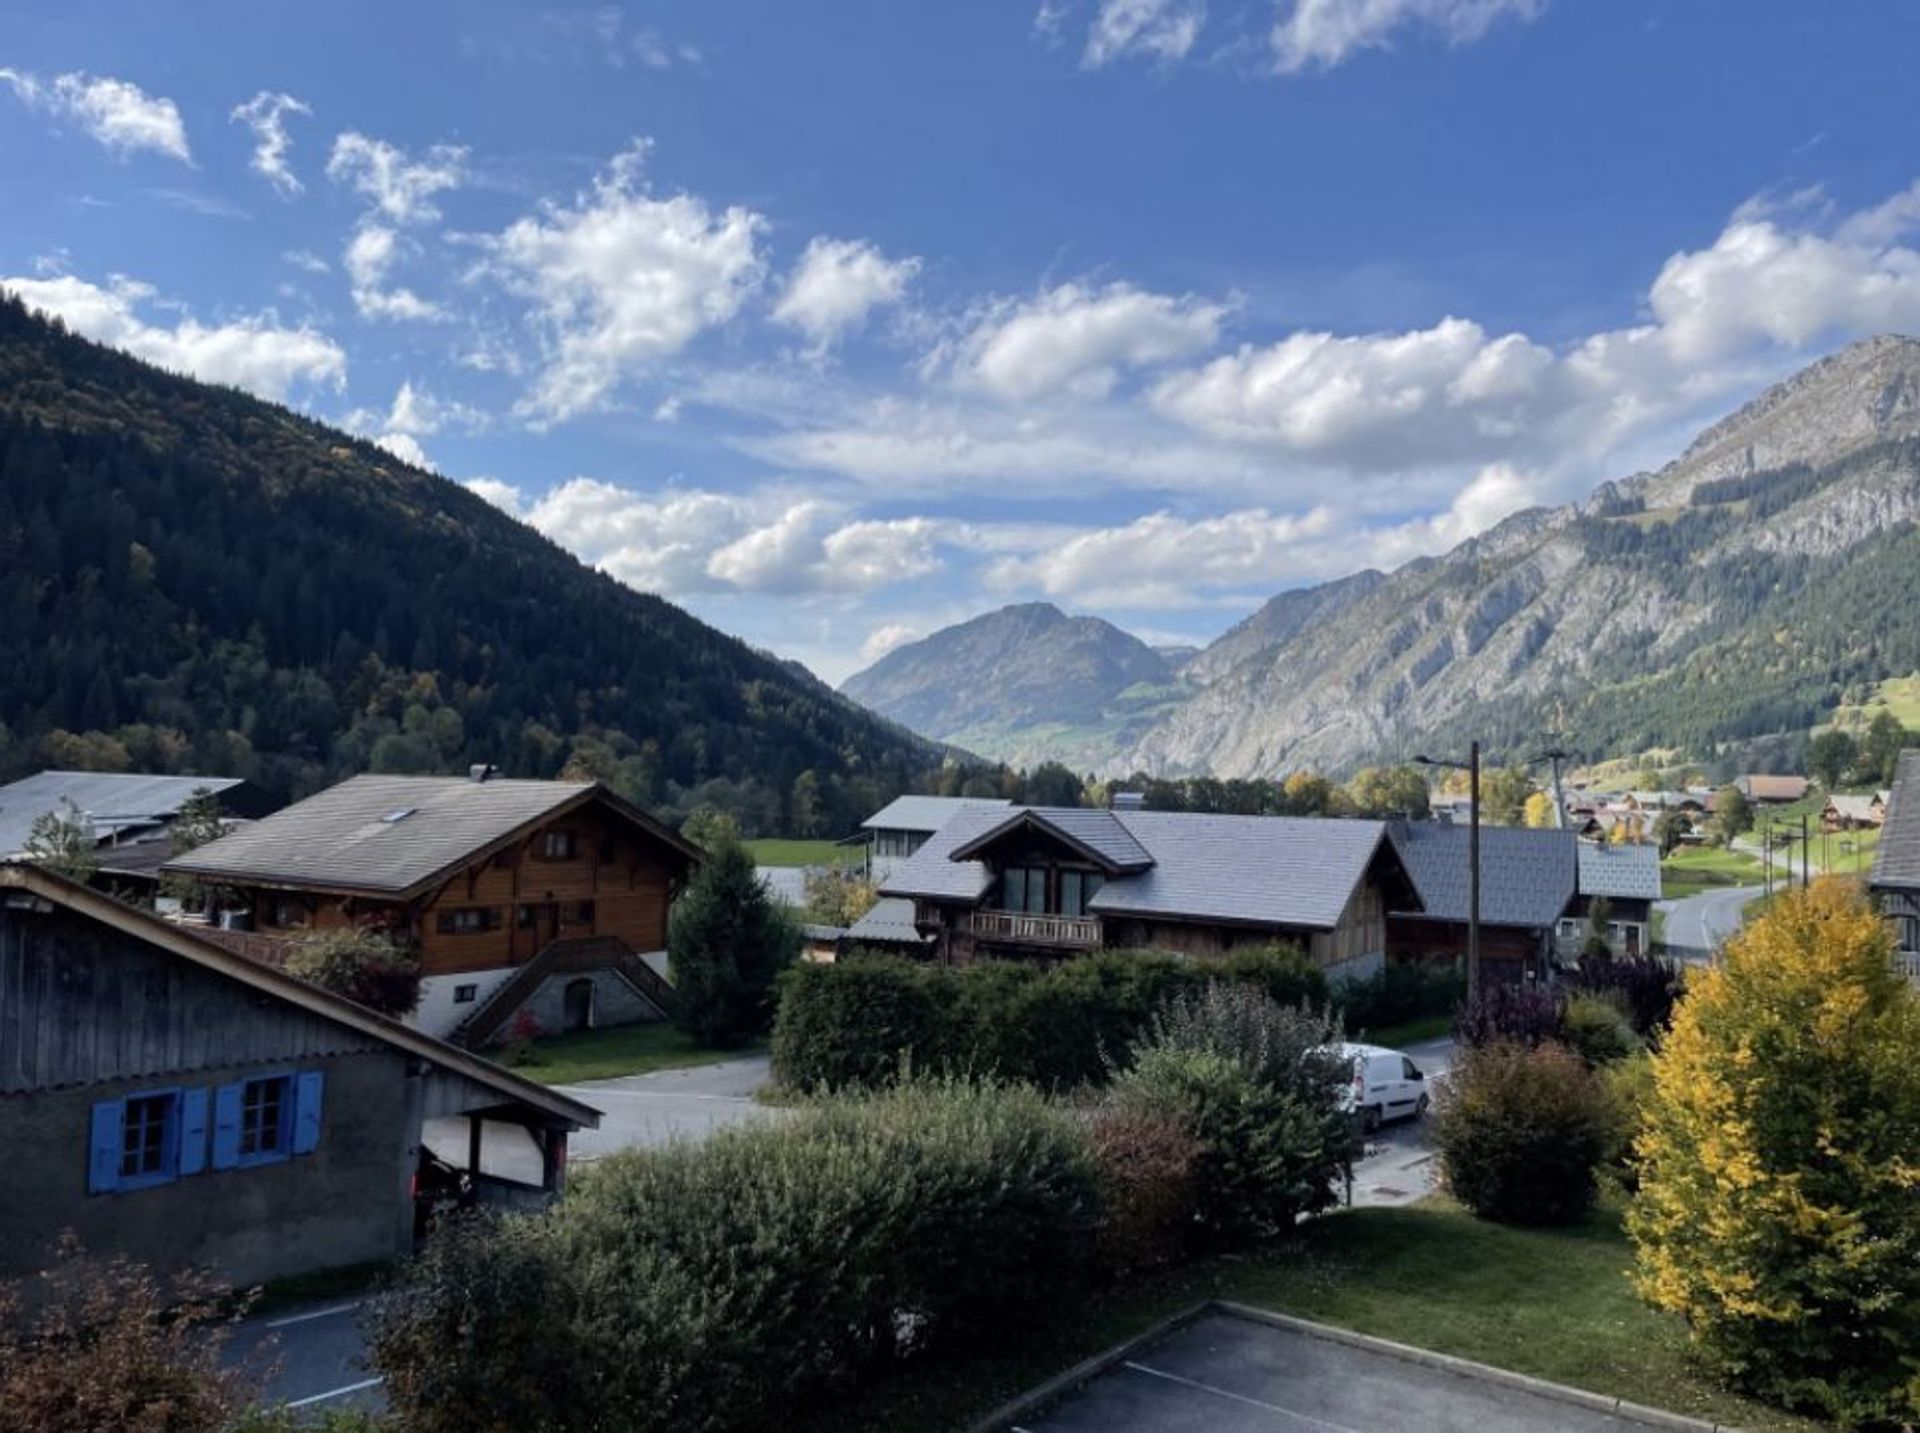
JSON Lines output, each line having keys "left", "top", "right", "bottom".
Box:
{"left": 859, "top": 621, "right": 922, "bottom": 665}
{"left": 326, "top": 131, "right": 465, "bottom": 224}
{"left": 373, "top": 432, "right": 432, "bottom": 468}
{"left": 284, "top": 248, "right": 331, "bottom": 274}
{"left": 1, "top": 69, "right": 191, "bottom": 161}
{"left": 1, "top": 272, "right": 345, "bottom": 399}
{"left": 231, "top": 91, "right": 311, "bottom": 194}
{"left": 465, "top": 477, "right": 524, "bottom": 513}
{"left": 482, "top": 141, "right": 767, "bottom": 420}
{"left": 771, "top": 237, "right": 920, "bottom": 349}
{"left": 346, "top": 381, "right": 485, "bottom": 466}
{"left": 343, "top": 223, "right": 442, "bottom": 321}
{"left": 1271, "top": 0, "right": 1543, "bottom": 74}
{"left": 1083, "top": 0, "right": 1205, "bottom": 67}
{"left": 945, "top": 281, "right": 1229, "bottom": 401}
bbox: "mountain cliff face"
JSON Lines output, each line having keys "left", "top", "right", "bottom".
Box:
{"left": 839, "top": 603, "right": 1186, "bottom": 770}
{"left": 847, "top": 336, "right": 1920, "bottom": 778}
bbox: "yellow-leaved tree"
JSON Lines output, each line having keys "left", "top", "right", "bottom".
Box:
{"left": 1522, "top": 791, "right": 1556, "bottom": 828}
{"left": 1627, "top": 881, "right": 1920, "bottom": 1427}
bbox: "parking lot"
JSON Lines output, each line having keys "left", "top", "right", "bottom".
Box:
{"left": 1012, "top": 1310, "right": 1709, "bottom": 1433}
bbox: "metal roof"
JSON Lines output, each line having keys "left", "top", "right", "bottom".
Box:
{"left": 0, "top": 770, "right": 250, "bottom": 857}
{"left": 1391, "top": 822, "right": 1576, "bottom": 929}
{"left": 845, "top": 897, "right": 930, "bottom": 946}
{"left": 1871, "top": 750, "right": 1920, "bottom": 891}
{"left": 165, "top": 774, "right": 696, "bottom": 898}
{"left": 950, "top": 806, "right": 1154, "bottom": 872}
{"left": 0, "top": 863, "right": 598, "bottom": 1130}
{"left": 861, "top": 795, "right": 1011, "bottom": 834}
{"left": 1824, "top": 793, "right": 1884, "bottom": 822}
{"left": 885, "top": 806, "right": 1404, "bottom": 931}
{"left": 1575, "top": 840, "right": 1663, "bottom": 901}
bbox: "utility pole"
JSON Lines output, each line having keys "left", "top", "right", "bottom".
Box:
{"left": 1801, "top": 813, "right": 1811, "bottom": 890}
{"left": 1416, "top": 742, "right": 1483, "bottom": 1000}
{"left": 1532, "top": 745, "right": 1574, "bottom": 831}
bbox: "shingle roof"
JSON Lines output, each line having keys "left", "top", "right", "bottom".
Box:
{"left": 1824, "top": 793, "right": 1883, "bottom": 822}
{"left": 1871, "top": 750, "right": 1920, "bottom": 891}
{"left": 884, "top": 806, "right": 1407, "bottom": 931}
{"left": 1391, "top": 822, "right": 1576, "bottom": 928}
{"left": 164, "top": 774, "right": 696, "bottom": 897}
{"left": 951, "top": 807, "right": 1154, "bottom": 872}
{"left": 1738, "top": 774, "right": 1810, "bottom": 802}
{"left": 0, "top": 771, "right": 251, "bottom": 857}
{"left": 861, "top": 795, "right": 1010, "bottom": 834}
{"left": 845, "top": 897, "right": 929, "bottom": 946}
{"left": 1576, "top": 841, "right": 1663, "bottom": 901}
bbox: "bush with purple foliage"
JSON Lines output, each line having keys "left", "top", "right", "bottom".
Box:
{"left": 1452, "top": 982, "right": 1566, "bottom": 1048}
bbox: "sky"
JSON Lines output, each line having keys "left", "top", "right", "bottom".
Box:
{"left": 5, "top": 2, "right": 1920, "bottom": 684}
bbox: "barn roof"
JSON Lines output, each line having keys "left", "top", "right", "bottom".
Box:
{"left": 0, "top": 771, "right": 254, "bottom": 857}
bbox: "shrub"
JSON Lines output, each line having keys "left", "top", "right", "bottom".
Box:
{"left": 1433, "top": 1041, "right": 1610, "bottom": 1225}
{"left": 771, "top": 957, "right": 943, "bottom": 1091}
{"left": 284, "top": 928, "right": 422, "bottom": 1017}
{"left": 1567, "top": 952, "right": 1682, "bottom": 1037}
{"left": 1600, "top": 1049, "right": 1654, "bottom": 1193}
{"left": 1333, "top": 960, "right": 1466, "bottom": 1033}
{"left": 1085, "top": 1107, "right": 1201, "bottom": 1276}
{"left": 372, "top": 1080, "right": 1100, "bottom": 1433}
{"left": 1628, "top": 883, "right": 1920, "bottom": 1427}
{"left": 1212, "top": 942, "right": 1328, "bottom": 1010}
{"left": 1110, "top": 986, "right": 1349, "bottom": 1243}
{"left": 0, "top": 1237, "right": 262, "bottom": 1433}
{"left": 669, "top": 837, "right": 800, "bottom": 1046}
{"left": 1562, "top": 993, "right": 1639, "bottom": 1067}
{"left": 1452, "top": 981, "right": 1565, "bottom": 1048}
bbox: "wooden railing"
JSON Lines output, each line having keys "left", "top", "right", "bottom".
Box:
{"left": 1897, "top": 949, "right": 1920, "bottom": 986}
{"left": 192, "top": 925, "right": 298, "bottom": 968}
{"left": 964, "top": 909, "right": 1100, "bottom": 948}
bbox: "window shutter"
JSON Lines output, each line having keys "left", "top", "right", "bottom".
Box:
{"left": 293, "top": 1070, "right": 325, "bottom": 1155}
{"left": 211, "top": 1084, "right": 243, "bottom": 1169}
{"left": 88, "top": 1100, "right": 125, "bottom": 1194}
{"left": 177, "top": 1088, "right": 210, "bottom": 1176}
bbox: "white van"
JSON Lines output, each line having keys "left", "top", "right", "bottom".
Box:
{"left": 1334, "top": 1042, "right": 1429, "bottom": 1132}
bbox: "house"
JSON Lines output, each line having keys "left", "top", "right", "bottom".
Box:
{"left": 854, "top": 795, "right": 1011, "bottom": 882}
{"left": 1387, "top": 822, "right": 1578, "bottom": 981}
{"left": 162, "top": 770, "right": 701, "bottom": 1044}
{"left": 841, "top": 896, "right": 935, "bottom": 956}
{"left": 0, "top": 862, "right": 596, "bottom": 1291}
{"left": 1735, "top": 774, "right": 1811, "bottom": 805}
{"left": 1869, "top": 750, "right": 1920, "bottom": 983}
{"left": 0, "top": 771, "right": 273, "bottom": 898}
{"left": 1566, "top": 841, "right": 1662, "bottom": 957}
{"left": 880, "top": 805, "right": 1420, "bottom": 978}
{"left": 1822, "top": 791, "right": 1889, "bottom": 831}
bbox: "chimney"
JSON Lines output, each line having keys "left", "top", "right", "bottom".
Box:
{"left": 1110, "top": 790, "right": 1145, "bottom": 812}
{"left": 468, "top": 763, "right": 496, "bottom": 783}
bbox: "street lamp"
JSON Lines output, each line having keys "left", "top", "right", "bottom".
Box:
{"left": 1414, "top": 740, "right": 1481, "bottom": 1000}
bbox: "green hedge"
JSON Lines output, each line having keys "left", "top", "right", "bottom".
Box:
{"left": 772, "top": 946, "right": 1328, "bottom": 1093}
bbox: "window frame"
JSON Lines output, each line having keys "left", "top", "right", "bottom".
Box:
{"left": 538, "top": 829, "right": 578, "bottom": 861}
{"left": 453, "top": 982, "right": 480, "bottom": 1004}
{"left": 117, "top": 1088, "right": 183, "bottom": 1191}
{"left": 436, "top": 906, "right": 499, "bottom": 936}
{"left": 236, "top": 1071, "right": 296, "bottom": 1168}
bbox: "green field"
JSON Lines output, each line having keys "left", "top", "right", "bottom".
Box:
{"left": 743, "top": 837, "right": 863, "bottom": 868}
{"left": 814, "top": 1196, "right": 1814, "bottom": 1433}
{"left": 1660, "top": 845, "right": 1765, "bottom": 899}
{"left": 1831, "top": 671, "right": 1920, "bottom": 731}
{"left": 498, "top": 1022, "right": 750, "bottom": 1086}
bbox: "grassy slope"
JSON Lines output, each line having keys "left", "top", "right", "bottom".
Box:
{"left": 816, "top": 1198, "right": 1815, "bottom": 1433}
{"left": 743, "top": 838, "right": 863, "bottom": 868}
{"left": 499, "top": 1024, "right": 750, "bottom": 1085}
{"left": 1660, "top": 845, "right": 1766, "bottom": 898}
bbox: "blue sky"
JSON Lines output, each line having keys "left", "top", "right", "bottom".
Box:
{"left": 5, "top": 1, "right": 1920, "bottom": 681}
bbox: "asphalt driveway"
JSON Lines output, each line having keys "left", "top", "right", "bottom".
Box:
{"left": 1013, "top": 1310, "right": 1710, "bottom": 1433}
{"left": 558, "top": 1052, "right": 781, "bottom": 1160}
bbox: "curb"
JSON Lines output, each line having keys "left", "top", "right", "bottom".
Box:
{"left": 970, "top": 1298, "right": 1742, "bottom": 1433}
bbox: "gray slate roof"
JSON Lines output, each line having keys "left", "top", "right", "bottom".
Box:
{"left": 164, "top": 774, "right": 688, "bottom": 897}
{"left": 1391, "top": 822, "right": 1576, "bottom": 928}
{"left": 861, "top": 795, "right": 1010, "bottom": 834}
{"left": 845, "top": 897, "right": 930, "bottom": 946}
{"left": 952, "top": 806, "right": 1154, "bottom": 872}
{"left": 1871, "top": 750, "right": 1920, "bottom": 890}
{"left": 1575, "top": 841, "right": 1663, "bottom": 901}
{"left": 882, "top": 806, "right": 1403, "bottom": 931}
{"left": 0, "top": 771, "right": 250, "bottom": 857}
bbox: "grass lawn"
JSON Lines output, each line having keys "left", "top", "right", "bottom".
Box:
{"left": 499, "top": 1022, "right": 752, "bottom": 1085}
{"left": 814, "top": 1197, "right": 1819, "bottom": 1433}
{"left": 743, "top": 837, "right": 863, "bottom": 868}
{"left": 1660, "top": 844, "right": 1765, "bottom": 899}
{"left": 1813, "top": 825, "right": 1879, "bottom": 876}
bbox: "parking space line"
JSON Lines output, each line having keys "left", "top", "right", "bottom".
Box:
{"left": 1120, "top": 1361, "right": 1364, "bottom": 1433}
{"left": 285, "top": 1376, "right": 383, "bottom": 1409}
{"left": 265, "top": 1300, "right": 362, "bottom": 1328}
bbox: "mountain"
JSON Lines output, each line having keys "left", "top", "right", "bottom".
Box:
{"left": 1127, "top": 334, "right": 1920, "bottom": 777}
{"left": 0, "top": 294, "right": 947, "bottom": 833}
{"left": 840, "top": 603, "right": 1188, "bottom": 770}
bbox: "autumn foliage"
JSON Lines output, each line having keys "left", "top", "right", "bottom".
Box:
{"left": 1627, "top": 882, "right": 1920, "bottom": 1427}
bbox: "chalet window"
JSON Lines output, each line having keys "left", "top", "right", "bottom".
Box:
{"left": 121, "top": 1092, "right": 177, "bottom": 1182}
{"left": 1899, "top": 915, "right": 1920, "bottom": 954}
{"left": 437, "top": 907, "right": 499, "bottom": 935}
{"left": 267, "top": 897, "right": 307, "bottom": 929}
{"left": 999, "top": 867, "right": 1048, "bottom": 913}
{"left": 89, "top": 1086, "right": 206, "bottom": 1195}
{"left": 238, "top": 1075, "right": 294, "bottom": 1164}
{"left": 212, "top": 1071, "right": 324, "bottom": 1169}
{"left": 1059, "top": 871, "right": 1104, "bottom": 918}
{"left": 539, "top": 830, "right": 577, "bottom": 860}
{"left": 453, "top": 983, "right": 479, "bottom": 1004}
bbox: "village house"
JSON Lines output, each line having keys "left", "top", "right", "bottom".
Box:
{"left": 1387, "top": 821, "right": 1577, "bottom": 981}
{"left": 1735, "top": 773, "right": 1811, "bottom": 805}
{"left": 1822, "top": 791, "right": 1890, "bottom": 831}
{"left": 880, "top": 805, "right": 1420, "bottom": 977}
{"left": 162, "top": 769, "right": 700, "bottom": 1044}
{"left": 1869, "top": 750, "right": 1920, "bottom": 983}
{"left": 1563, "top": 840, "right": 1662, "bottom": 957}
{"left": 0, "top": 862, "right": 596, "bottom": 1291}
{"left": 852, "top": 794, "right": 1011, "bottom": 883}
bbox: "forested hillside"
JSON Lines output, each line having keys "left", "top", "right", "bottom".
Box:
{"left": 0, "top": 295, "right": 949, "bottom": 832}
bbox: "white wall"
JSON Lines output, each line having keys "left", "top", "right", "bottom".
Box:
{"left": 412, "top": 968, "right": 517, "bottom": 1040}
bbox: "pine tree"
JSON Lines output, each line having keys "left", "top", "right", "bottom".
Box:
{"left": 667, "top": 837, "right": 799, "bottom": 1047}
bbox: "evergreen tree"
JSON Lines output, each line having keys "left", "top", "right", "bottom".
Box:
{"left": 667, "top": 838, "right": 799, "bottom": 1047}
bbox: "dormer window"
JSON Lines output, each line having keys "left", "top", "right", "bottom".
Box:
{"left": 539, "top": 830, "right": 577, "bottom": 860}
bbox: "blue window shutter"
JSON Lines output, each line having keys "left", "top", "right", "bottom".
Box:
{"left": 88, "top": 1100, "right": 125, "bottom": 1194}
{"left": 177, "top": 1088, "right": 210, "bottom": 1176}
{"left": 292, "top": 1071, "right": 325, "bottom": 1155}
{"left": 211, "top": 1084, "right": 243, "bottom": 1169}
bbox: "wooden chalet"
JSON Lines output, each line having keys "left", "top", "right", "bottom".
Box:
{"left": 1870, "top": 750, "right": 1920, "bottom": 984}
{"left": 1386, "top": 820, "right": 1577, "bottom": 981}
{"left": 163, "top": 769, "right": 700, "bottom": 1044}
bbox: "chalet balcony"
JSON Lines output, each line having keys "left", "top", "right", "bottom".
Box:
{"left": 964, "top": 908, "right": 1100, "bottom": 949}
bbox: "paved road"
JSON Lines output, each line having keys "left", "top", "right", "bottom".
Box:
{"left": 1657, "top": 884, "right": 1761, "bottom": 959}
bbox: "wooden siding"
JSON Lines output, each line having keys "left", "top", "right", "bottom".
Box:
{"left": 1308, "top": 877, "right": 1386, "bottom": 969}
{"left": 1, "top": 907, "right": 379, "bottom": 1095}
